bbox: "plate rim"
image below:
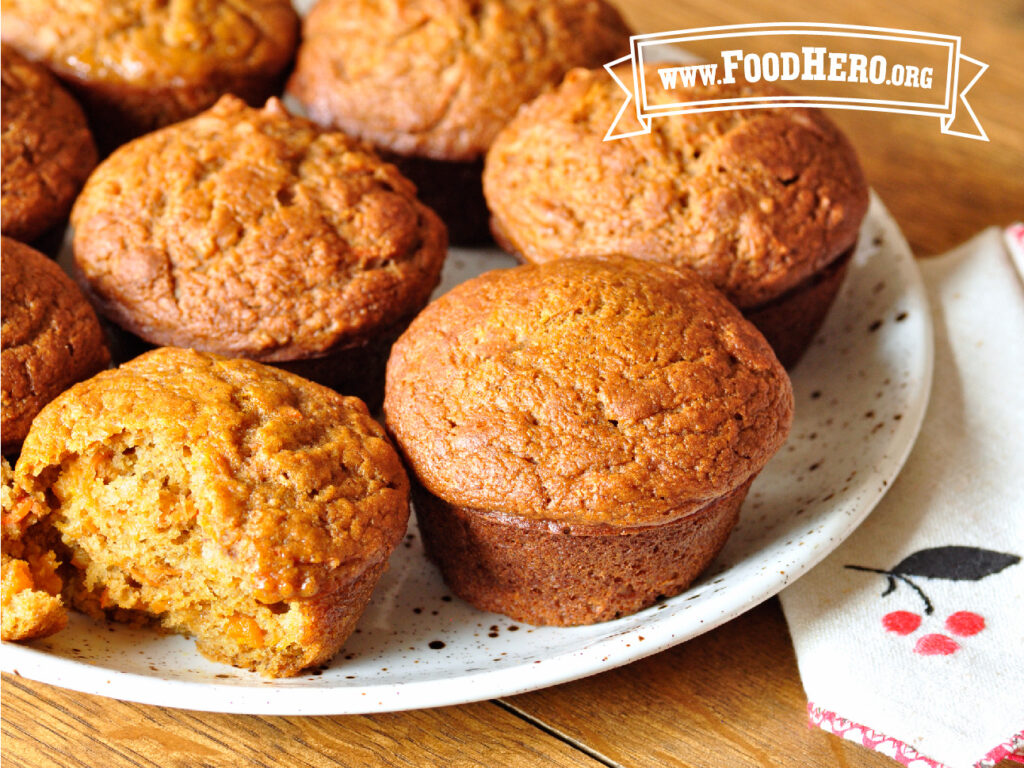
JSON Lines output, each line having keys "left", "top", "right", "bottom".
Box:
{"left": 1, "top": 192, "right": 934, "bottom": 714}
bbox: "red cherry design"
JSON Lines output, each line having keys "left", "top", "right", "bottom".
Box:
{"left": 914, "top": 633, "right": 959, "bottom": 655}
{"left": 945, "top": 611, "right": 985, "bottom": 637}
{"left": 882, "top": 610, "right": 921, "bottom": 635}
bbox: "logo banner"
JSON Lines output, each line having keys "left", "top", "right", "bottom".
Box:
{"left": 605, "top": 23, "right": 988, "bottom": 142}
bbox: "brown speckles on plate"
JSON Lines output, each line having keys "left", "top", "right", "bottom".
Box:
{"left": 0, "top": 197, "right": 930, "bottom": 714}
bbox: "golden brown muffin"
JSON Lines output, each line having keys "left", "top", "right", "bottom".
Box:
{"left": 12, "top": 347, "right": 410, "bottom": 677}
{"left": 287, "top": 0, "right": 632, "bottom": 243}
{"left": 1, "top": 45, "right": 97, "bottom": 244}
{"left": 2, "top": 458, "right": 68, "bottom": 641}
{"left": 71, "top": 95, "right": 448, "bottom": 407}
{"left": 384, "top": 257, "right": 793, "bottom": 625}
{"left": 1, "top": 0, "right": 299, "bottom": 147}
{"left": 1, "top": 237, "right": 110, "bottom": 455}
{"left": 483, "top": 66, "right": 870, "bottom": 365}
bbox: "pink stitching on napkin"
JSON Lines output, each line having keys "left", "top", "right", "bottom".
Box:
{"left": 809, "top": 704, "right": 1024, "bottom": 767}
{"left": 809, "top": 704, "right": 945, "bottom": 766}
{"left": 1007, "top": 223, "right": 1024, "bottom": 249}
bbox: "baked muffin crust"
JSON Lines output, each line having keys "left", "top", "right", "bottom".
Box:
{"left": 384, "top": 257, "right": 793, "bottom": 526}
{"left": 1, "top": 45, "right": 97, "bottom": 243}
{"left": 412, "top": 477, "right": 750, "bottom": 625}
{"left": 1, "top": 0, "right": 299, "bottom": 140}
{"left": 483, "top": 66, "right": 869, "bottom": 308}
{"left": 288, "top": 0, "right": 632, "bottom": 161}
{"left": 1, "top": 237, "right": 110, "bottom": 454}
{"left": 71, "top": 96, "right": 448, "bottom": 362}
{"left": 14, "top": 347, "right": 410, "bottom": 675}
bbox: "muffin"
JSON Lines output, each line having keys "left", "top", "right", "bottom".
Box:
{"left": 2, "top": 457, "right": 67, "bottom": 641}
{"left": 1, "top": 0, "right": 299, "bottom": 148}
{"left": 287, "top": 0, "right": 632, "bottom": 243}
{"left": 483, "top": 66, "right": 870, "bottom": 366}
{"left": 1, "top": 237, "right": 110, "bottom": 455}
{"left": 71, "top": 95, "right": 448, "bottom": 408}
{"left": 1, "top": 45, "right": 97, "bottom": 245}
{"left": 384, "top": 257, "right": 793, "bottom": 625}
{"left": 11, "top": 347, "right": 410, "bottom": 677}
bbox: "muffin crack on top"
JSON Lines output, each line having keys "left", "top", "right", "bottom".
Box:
{"left": 484, "top": 66, "right": 869, "bottom": 310}
{"left": 385, "top": 257, "right": 793, "bottom": 525}
{"left": 385, "top": 256, "right": 794, "bottom": 625}
{"left": 288, "top": 0, "right": 632, "bottom": 161}
{"left": 71, "top": 95, "right": 448, "bottom": 362}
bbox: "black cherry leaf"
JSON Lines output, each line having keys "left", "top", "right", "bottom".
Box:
{"left": 845, "top": 546, "right": 1020, "bottom": 614}
{"left": 890, "top": 546, "right": 1020, "bottom": 581}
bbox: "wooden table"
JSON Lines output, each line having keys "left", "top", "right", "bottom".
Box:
{"left": 3, "top": 1, "right": 1021, "bottom": 765}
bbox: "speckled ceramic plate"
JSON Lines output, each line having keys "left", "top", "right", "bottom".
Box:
{"left": 0, "top": 193, "right": 932, "bottom": 714}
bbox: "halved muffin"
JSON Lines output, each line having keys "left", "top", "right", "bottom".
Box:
{"left": 2, "top": 458, "right": 67, "bottom": 642}
{"left": 12, "top": 347, "right": 410, "bottom": 676}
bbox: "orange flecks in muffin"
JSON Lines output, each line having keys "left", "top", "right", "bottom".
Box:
{"left": 226, "top": 615, "right": 266, "bottom": 650}
{"left": 13, "top": 348, "right": 409, "bottom": 676}
{"left": 2, "top": 459, "right": 68, "bottom": 641}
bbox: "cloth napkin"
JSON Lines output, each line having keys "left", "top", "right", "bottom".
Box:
{"left": 778, "top": 224, "right": 1024, "bottom": 768}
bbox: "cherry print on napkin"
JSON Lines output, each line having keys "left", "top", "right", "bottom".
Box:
{"left": 881, "top": 610, "right": 921, "bottom": 635}
{"left": 914, "top": 634, "right": 960, "bottom": 656}
{"left": 944, "top": 611, "right": 985, "bottom": 636}
{"left": 847, "top": 546, "right": 1019, "bottom": 657}
{"left": 845, "top": 545, "right": 1020, "bottom": 614}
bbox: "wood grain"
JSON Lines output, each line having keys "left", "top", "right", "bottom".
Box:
{"left": 504, "top": 601, "right": 896, "bottom": 768}
{"left": 2, "top": 0, "right": 1021, "bottom": 766}
{"left": 1, "top": 672, "right": 600, "bottom": 768}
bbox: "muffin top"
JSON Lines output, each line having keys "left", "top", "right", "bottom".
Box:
{"left": 15, "top": 347, "right": 411, "bottom": 603}
{"left": 1, "top": 0, "right": 298, "bottom": 92}
{"left": 483, "top": 66, "right": 869, "bottom": 308}
{"left": 71, "top": 96, "right": 448, "bottom": 361}
{"left": 1, "top": 45, "right": 97, "bottom": 243}
{"left": 384, "top": 257, "right": 793, "bottom": 526}
{"left": 1, "top": 237, "right": 110, "bottom": 454}
{"left": 287, "top": 0, "right": 631, "bottom": 161}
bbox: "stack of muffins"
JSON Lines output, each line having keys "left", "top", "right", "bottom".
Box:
{"left": 1, "top": 0, "right": 868, "bottom": 676}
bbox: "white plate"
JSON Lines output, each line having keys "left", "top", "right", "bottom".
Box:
{"left": 1, "top": 193, "right": 933, "bottom": 714}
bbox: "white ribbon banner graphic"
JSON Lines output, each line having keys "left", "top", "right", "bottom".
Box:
{"left": 605, "top": 23, "right": 988, "bottom": 142}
